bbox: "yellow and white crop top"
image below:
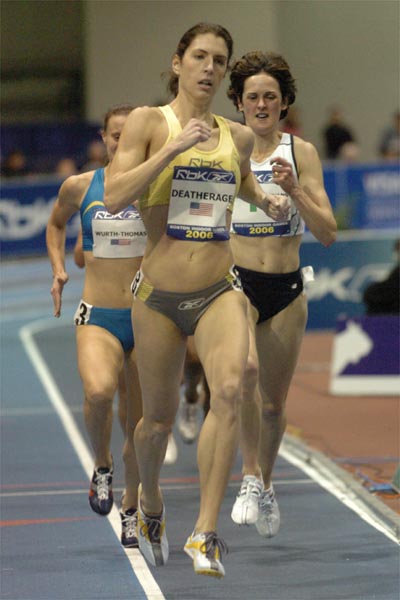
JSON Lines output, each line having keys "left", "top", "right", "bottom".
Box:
{"left": 140, "top": 105, "right": 241, "bottom": 242}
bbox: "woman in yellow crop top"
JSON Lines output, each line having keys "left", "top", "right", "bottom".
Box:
{"left": 104, "top": 22, "right": 288, "bottom": 578}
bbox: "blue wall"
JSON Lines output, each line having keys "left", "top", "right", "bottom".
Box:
{"left": 300, "top": 232, "right": 397, "bottom": 329}
{"left": 1, "top": 122, "right": 101, "bottom": 173}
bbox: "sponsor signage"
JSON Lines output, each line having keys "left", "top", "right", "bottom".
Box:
{"left": 330, "top": 315, "right": 400, "bottom": 395}
{"left": 0, "top": 177, "right": 80, "bottom": 256}
{"left": 301, "top": 232, "right": 398, "bottom": 329}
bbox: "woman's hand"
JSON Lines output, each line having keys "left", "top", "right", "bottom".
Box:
{"left": 271, "top": 156, "right": 298, "bottom": 195}
{"left": 173, "top": 118, "right": 212, "bottom": 153}
{"left": 263, "top": 193, "right": 290, "bottom": 221}
{"left": 50, "top": 272, "right": 69, "bottom": 317}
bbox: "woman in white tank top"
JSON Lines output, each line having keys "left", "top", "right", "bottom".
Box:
{"left": 227, "top": 51, "right": 337, "bottom": 537}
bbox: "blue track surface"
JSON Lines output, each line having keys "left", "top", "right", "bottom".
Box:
{"left": 1, "top": 257, "right": 399, "bottom": 600}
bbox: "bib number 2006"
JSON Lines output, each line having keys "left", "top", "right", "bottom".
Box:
{"left": 249, "top": 225, "right": 275, "bottom": 235}
{"left": 185, "top": 230, "right": 213, "bottom": 240}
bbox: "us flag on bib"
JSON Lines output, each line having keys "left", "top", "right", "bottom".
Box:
{"left": 111, "top": 239, "right": 131, "bottom": 245}
{"left": 189, "top": 202, "right": 213, "bottom": 216}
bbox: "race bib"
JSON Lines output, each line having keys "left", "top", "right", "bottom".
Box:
{"left": 167, "top": 166, "right": 236, "bottom": 242}
{"left": 92, "top": 209, "right": 147, "bottom": 258}
{"left": 74, "top": 300, "right": 92, "bottom": 325}
{"left": 231, "top": 196, "right": 290, "bottom": 237}
{"left": 231, "top": 170, "right": 290, "bottom": 237}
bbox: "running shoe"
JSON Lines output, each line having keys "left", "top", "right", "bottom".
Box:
{"left": 163, "top": 433, "right": 178, "bottom": 465}
{"left": 256, "top": 485, "right": 280, "bottom": 538}
{"left": 184, "top": 531, "right": 227, "bottom": 578}
{"left": 137, "top": 485, "right": 168, "bottom": 566}
{"left": 177, "top": 399, "right": 200, "bottom": 444}
{"left": 88, "top": 463, "right": 114, "bottom": 515}
{"left": 120, "top": 507, "right": 139, "bottom": 548}
{"left": 231, "top": 475, "right": 263, "bottom": 525}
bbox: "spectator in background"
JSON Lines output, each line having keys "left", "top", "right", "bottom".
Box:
{"left": 378, "top": 110, "right": 400, "bottom": 160}
{"left": 322, "top": 106, "right": 356, "bottom": 160}
{"left": 363, "top": 239, "right": 400, "bottom": 315}
{"left": 80, "top": 139, "right": 107, "bottom": 172}
{"left": 55, "top": 157, "right": 79, "bottom": 178}
{"left": 1, "top": 149, "right": 30, "bottom": 178}
{"left": 338, "top": 140, "right": 360, "bottom": 162}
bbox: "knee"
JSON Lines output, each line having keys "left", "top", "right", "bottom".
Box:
{"left": 210, "top": 377, "right": 241, "bottom": 420}
{"left": 261, "top": 400, "right": 286, "bottom": 420}
{"left": 84, "top": 385, "right": 114, "bottom": 410}
{"left": 140, "top": 417, "right": 172, "bottom": 444}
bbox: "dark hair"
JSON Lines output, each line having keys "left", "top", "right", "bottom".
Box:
{"left": 227, "top": 51, "right": 296, "bottom": 120}
{"left": 166, "top": 22, "right": 233, "bottom": 97}
{"left": 102, "top": 103, "right": 136, "bottom": 131}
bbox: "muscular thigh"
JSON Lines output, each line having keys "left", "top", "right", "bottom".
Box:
{"left": 76, "top": 325, "right": 124, "bottom": 394}
{"left": 256, "top": 293, "right": 307, "bottom": 403}
{"left": 194, "top": 289, "right": 249, "bottom": 390}
{"left": 132, "top": 299, "right": 187, "bottom": 422}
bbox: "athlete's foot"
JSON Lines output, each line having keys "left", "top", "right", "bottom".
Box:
{"left": 163, "top": 433, "right": 178, "bottom": 465}
{"left": 137, "top": 484, "right": 169, "bottom": 566}
{"left": 184, "top": 530, "right": 227, "bottom": 578}
{"left": 177, "top": 398, "right": 200, "bottom": 444}
{"left": 88, "top": 462, "right": 114, "bottom": 515}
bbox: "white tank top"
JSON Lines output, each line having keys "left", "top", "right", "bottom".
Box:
{"left": 231, "top": 133, "right": 305, "bottom": 237}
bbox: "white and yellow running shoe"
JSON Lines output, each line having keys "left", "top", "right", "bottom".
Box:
{"left": 184, "top": 531, "right": 227, "bottom": 578}
{"left": 137, "top": 485, "right": 169, "bottom": 566}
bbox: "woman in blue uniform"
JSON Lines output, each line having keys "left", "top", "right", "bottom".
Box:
{"left": 227, "top": 51, "right": 337, "bottom": 537}
{"left": 46, "top": 104, "right": 146, "bottom": 548}
{"left": 105, "top": 23, "right": 288, "bottom": 578}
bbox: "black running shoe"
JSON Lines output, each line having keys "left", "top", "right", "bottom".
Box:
{"left": 120, "top": 507, "right": 139, "bottom": 548}
{"left": 88, "top": 464, "right": 114, "bottom": 515}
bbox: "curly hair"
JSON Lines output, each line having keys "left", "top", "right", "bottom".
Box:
{"left": 227, "top": 51, "right": 297, "bottom": 120}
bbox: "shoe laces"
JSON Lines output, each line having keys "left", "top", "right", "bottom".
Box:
{"left": 200, "top": 532, "right": 228, "bottom": 559}
{"left": 259, "top": 490, "right": 276, "bottom": 514}
{"left": 95, "top": 471, "right": 112, "bottom": 501}
{"left": 140, "top": 512, "right": 163, "bottom": 543}
{"left": 239, "top": 477, "right": 261, "bottom": 499}
{"left": 121, "top": 510, "right": 137, "bottom": 537}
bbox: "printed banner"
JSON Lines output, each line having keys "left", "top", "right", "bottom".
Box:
{"left": 324, "top": 162, "right": 400, "bottom": 230}
{"left": 0, "top": 177, "right": 80, "bottom": 256}
{"left": 301, "top": 232, "right": 398, "bottom": 330}
{"left": 330, "top": 315, "right": 400, "bottom": 395}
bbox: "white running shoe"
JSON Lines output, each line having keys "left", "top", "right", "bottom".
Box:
{"left": 184, "top": 531, "right": 227, "bottom": 578}
{"left": 177, "top": 399, "right": 200, "bottom": 444}
{"left": 231, "top": 475, "right": 263, "bottom": 525}
{"left": 137, "top": 485, "right": 169, "bottom": 566}
{"left": 256, "top": 485, "right": 280, "bottom": 538}
{"left": 163, "top": 433, "right": 178, "bottom": 465}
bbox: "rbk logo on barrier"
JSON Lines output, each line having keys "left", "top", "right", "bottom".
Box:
{"left": 0, "top": 198, "right": 79, "bottom": 240}
{"left": 307, "top": 264, "right": 391, "bottom": 303}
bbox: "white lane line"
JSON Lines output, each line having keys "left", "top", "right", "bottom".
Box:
{"left": 19, "top": 317, "right": 165, "bottom": 600}
{"left": 280, "top": 437, "right": 399, "bottom": 545}
{"left": 1, "top": 405, "right": 83, "bottom": 417}
{"left": 0, "top": 479, "right": 315, "bottom": 499}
